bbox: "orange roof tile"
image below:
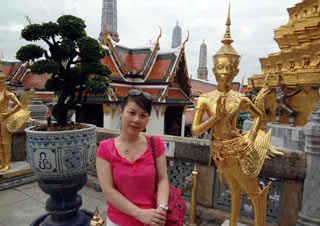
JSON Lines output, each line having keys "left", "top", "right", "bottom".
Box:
{"left": 101, "top": 55, "right": 121, "bottom": 78}
{"left": 166, "top": 89, "right": 187, "bottom": 100}
{"left": 2, "top": 64, "right": 18, "bottom": 77}
{"left": 148, "top": 59, "right": 172, "bottom": 80}
{"left": 21, "top": 73, "right": 51, "bottom": 89}
{"left": 191, "top": 80, "right": 217, "bottom": 94}
{"left": 118, "top": 52, "right": 148, "bottom": 72}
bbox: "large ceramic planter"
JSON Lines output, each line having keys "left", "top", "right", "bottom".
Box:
{"left": 25, "top": 124, "right": 96, "bottom": 226}
{"left": 25, "top": 124, "right": 96, "bottom": 181}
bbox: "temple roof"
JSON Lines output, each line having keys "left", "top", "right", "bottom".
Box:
{"left": 100, "top": 33, "right": 192, "bottom": 106}
{"left": 85, "top": 85, "right": 192, "bottom": 105}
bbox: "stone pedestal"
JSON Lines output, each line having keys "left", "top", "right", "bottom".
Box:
{"left": 296, "top": 100, "right": 320, "bottom": 226}
{"left": 243, "top": 120, "right": 305, "bottom": 151}
{"left": 30, "top": 175, "right": 93, "bottom": 226}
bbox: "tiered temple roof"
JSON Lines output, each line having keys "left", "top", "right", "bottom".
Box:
{"left": 92, "top": 31, "right": 193, "bottom": 106}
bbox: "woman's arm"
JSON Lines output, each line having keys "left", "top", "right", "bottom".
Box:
{"left": 96, "top": 157, "right": 166, "bottom": 225}
{"left": 155, "top": 152, "right": 169, "bottom": 207}
{"left": 191, "top": 97, "right": 213, "bottom": 137}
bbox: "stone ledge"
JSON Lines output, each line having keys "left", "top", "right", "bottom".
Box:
{"left": 96, "top": 128, "right": 306, "bottom": 180}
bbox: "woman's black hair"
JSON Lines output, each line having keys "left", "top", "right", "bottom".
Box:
{"left": 121, "top": 91, "right": 152, "bottom": 115}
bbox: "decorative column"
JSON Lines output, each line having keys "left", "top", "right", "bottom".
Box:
{"left": 296, "top": 97, "right": 320, "bottom": 226}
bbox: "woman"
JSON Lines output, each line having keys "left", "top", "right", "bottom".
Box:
{"left": 96, "top": 89, "right": 169, "bottom": 226}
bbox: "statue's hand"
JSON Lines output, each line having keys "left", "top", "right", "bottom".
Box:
{"left": 215, "top": 95, "right": 226, "bottom": 121}
{"left": 208, "top": 116, "right": 218, "bottom": 125}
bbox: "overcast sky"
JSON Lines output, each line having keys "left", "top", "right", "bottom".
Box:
{"left": 0, "top": 0, "right": 302, "bottom": 83}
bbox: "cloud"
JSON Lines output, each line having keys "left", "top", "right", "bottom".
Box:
{"left": 0, "top": 23, "right": 24, "bottom": 32}
{"left": 0, "top": 0, "right": 303, "bottom": 83}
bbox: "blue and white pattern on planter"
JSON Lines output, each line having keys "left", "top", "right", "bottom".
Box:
{"left": 25, "top": 124, "right": 96, "bottom": 181}
{"left": 62, "top": 146, "right": 84, "bottom": 170}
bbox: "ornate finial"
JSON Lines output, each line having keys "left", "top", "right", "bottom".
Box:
{"left": 157, "top": 26, "right": 162, "bottom": 45}
{"left": 176, "top": 20, "right": 179, "bottom": 25}
{"left": 182, "top": 31, "right": 190, "bottom": 49}
{"left": 222, "top": 1, "right": 233, "bottom": 45}
{"left": 213, "top": 2, "right": 240, "bottom": 65}
{"left": 89, "top": 207, "right": 104, "bottom": 226}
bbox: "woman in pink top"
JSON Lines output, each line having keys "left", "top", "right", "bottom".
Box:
{"left": 96, "top": 90, "right": 169, "bottom": 226}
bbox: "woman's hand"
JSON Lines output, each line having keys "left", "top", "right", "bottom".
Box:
{"left": 136, "top": 208, "right": 166, "bottom": 226}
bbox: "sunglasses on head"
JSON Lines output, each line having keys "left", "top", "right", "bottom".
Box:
{"left": 127, "top": 89, "right": 152, "bottom": 101}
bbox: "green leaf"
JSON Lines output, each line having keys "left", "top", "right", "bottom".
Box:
{"left": 57, "top": 15, "right": 86, "bottom": 40}
{"left": 16, "top": 44, "right": 44, "bottom": 61}
{"left": 29, "top": 60, "right": 59, "bottom": 74}
{"left": 21, "top": 24, "right": 43, "bottom": 41}
{"left": 77, "top": 37, "right": 106, "bottom": 63}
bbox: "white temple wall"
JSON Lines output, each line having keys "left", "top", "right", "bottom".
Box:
{"left": 146, "top": 105, "right": 164, "bottom": 135}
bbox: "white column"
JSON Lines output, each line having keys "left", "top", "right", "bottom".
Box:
{"left": 181, "top": 108, "right": 186, "bottom": 137}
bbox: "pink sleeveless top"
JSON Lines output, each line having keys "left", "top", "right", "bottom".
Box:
{"left": 96, "top": 135, "right": 165, "bottom": 226}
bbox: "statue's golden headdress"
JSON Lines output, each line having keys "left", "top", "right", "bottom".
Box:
{"left": 213, "top": 3, "right": 240, "bottom": 67}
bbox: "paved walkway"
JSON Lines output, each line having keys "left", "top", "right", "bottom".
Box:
{"left": 0, "top": 162, "right": 223, "bottom": 226}
{"left": 0, "top": 180, "right": 107, "bottom": 226}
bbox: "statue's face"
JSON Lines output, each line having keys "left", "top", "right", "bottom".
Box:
{"left": 213, "top": 57, "right": 238, "bottom": 85}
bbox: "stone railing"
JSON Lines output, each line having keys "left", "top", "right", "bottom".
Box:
{"left": 96, "top": 127, "right": 306, "bottom": 226}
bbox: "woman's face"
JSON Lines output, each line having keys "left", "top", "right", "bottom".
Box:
{"left": 120, "top": 100, "right": 150, "bottom": 136}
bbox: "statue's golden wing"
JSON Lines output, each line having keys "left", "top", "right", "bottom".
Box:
{"left": 6, "top": 91, "right": 38, "bottom": 132}
{"left": 240, "top": 129, "right": 271, "bottom": 177}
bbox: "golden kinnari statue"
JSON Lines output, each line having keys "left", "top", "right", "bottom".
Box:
{"left": 191, "top": 4, "right": 282, "bottom": 226}
{"left": 0, "top": 60, "right": 36, "bottom": 172}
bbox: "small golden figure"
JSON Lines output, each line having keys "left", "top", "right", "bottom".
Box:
{"left": 191, "top": 4, "right": 280, "bottom": 226}
{"left": 0, "top": 61, "right": 36, "bottom": 172}
{"left": 90, "top": 207, "right": 104, "bottom": 226}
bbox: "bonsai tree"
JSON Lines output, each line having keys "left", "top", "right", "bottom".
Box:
{"left": 16, "top": 15, "right": 111, "bottom": 127}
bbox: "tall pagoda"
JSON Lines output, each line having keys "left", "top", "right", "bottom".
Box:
{"left": 197, "top": 39, "right": 208, "bottom": 81}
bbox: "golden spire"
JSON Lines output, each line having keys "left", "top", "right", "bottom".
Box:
{"left": 182, "top": 31, "right": 190, "bottom": 49}
{"left": 213, "top": 2, "right": 240, "bottom": 64}
{"left": 156, "top": 26, "right": 162, "bottom": 45}
{"left": 222, "top": 2, "right": 233, "bottom": 45}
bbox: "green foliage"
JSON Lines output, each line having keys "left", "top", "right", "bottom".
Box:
{"left": 57, "top": 15, "right": 86, "bottom": 40}
{"left": 29, "top": 60, "right": 59, "bottom": 74}
{"left": 16, "top": 15, "right": 111, "bottom": 126}
{"left": 16, "top": 44, "right": 44, "bottom": 61}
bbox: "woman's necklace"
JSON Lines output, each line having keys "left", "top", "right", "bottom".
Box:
{"left": 124, "top": 149, "right": 129, "bottom": 154}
